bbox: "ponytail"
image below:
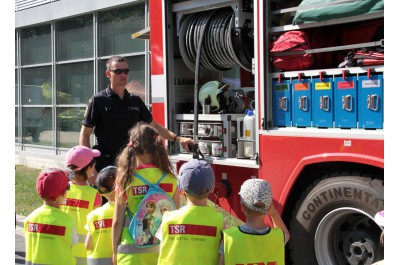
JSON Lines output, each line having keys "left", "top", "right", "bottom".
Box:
{"left": 115, "top": 145, "right": 137, "bottom": 204}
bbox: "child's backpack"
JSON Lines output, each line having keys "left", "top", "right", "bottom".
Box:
{"left": 127, "top": 172, "right": 177, "bottom": 248}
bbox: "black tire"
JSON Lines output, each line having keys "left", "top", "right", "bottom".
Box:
{"left": 289, "top": 173, "right": 384, "bottom": 265}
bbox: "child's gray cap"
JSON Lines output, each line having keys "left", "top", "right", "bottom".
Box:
{"left": 178, "top": 159, "right": 215, "bottom": 197}
{"left": 239, "top": 179, "right": 272, "bottom": 214}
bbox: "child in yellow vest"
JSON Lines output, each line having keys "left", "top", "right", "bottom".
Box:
{"left": 60, "top": 145, "right": 102, "bottom": 265}
{"left": 157, "top": 159, "right": 224, "bottom": 265}
{"left": 218, "top": 178, "right": 290, "bottom": 265}
{"left": 85, "top": 165, "right": 117, "bottom": 265}
{"left": 24, "top": 168, "right": 78, "bottom": 265}
{"left": 112, "top": 122, "right": 180, "bottom": 265}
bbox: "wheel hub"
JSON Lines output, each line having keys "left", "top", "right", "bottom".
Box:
{"left": 344, "top": 230, "right": 377, "bottom": 265}
{"left": 314, "top": 207, "right": 383, "bottom": 265}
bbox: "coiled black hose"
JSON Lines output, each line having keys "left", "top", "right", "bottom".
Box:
{"left": 179, "top": 7, "right": 252, "bottom": 73}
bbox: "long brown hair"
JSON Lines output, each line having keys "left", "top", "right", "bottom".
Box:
{"left": 114, "top": 122, "right": 175, "bottom": 204}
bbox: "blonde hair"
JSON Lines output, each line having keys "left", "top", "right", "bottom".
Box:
{"left": 241, "top": 201, "right": 269, "bottom": 217}
{"left": 114, "top": 122, "right": 175, "bottom": 204}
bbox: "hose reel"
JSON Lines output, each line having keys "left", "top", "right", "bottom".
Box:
{"left": 178, "top": 7, "right": 253, "bottom": 72}
{"left": 177, "top": 6, "right": 253, "bottom": 159}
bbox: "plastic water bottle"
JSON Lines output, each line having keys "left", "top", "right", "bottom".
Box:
{"left": 243, "top": 109, "right": 255, "bottom": 158}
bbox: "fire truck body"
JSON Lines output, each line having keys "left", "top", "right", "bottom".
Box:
{"left": 143, "top": 0, "right": 384, "bottom": 264}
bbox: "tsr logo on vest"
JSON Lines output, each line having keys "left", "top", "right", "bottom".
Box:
{"left": 169, "top": 224, "right": 185, "bottom": 234}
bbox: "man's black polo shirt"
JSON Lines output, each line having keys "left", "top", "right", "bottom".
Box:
{"left": 82, "top": 86, "right": 153, "bottom": 155}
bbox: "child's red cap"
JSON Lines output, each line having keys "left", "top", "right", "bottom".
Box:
{"left": 36, "top": 168, "right": 69, "bottom": 201}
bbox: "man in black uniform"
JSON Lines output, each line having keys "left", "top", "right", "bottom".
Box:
{"left": 79, "top": 56, "right": 193, "bottom": 175}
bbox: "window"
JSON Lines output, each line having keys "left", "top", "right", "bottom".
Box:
{"left": 21, "top": 66, "right": 52, "bottom": 105}
{"left": 16, "top": 2, "right": 149, "bottom": 150}
{"left": 15, "top": 70, "right": 19, "bottom": 143}
{"left": 56, "top": 62, "right": 94, "bottom": 105}
{"left": 15, "top": 107, "right": 19, "bottom": 143}
{"left": 56, "top": 15, "right": 93, "bottom": 61}
{"left": 57, "top": 107, "right": 86, "bottom": 148}
{"left": 21, "top": 66, "right": 52, "bottom": 146}
{"left": 22, "top": 107, "right": 52, "bottom": 145}
{"left": 98, "top": 4, "right": 146, "bottom": 56}
{"left": 21, "top": 24, "right": 51, "bottom": 65}
{"left": 15, "top": 69, "right": 18, "bottom": 105}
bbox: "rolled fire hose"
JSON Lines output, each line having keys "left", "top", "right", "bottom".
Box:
{"left": 179, "top": 7, "right": 253, "bottom": 73}
{"left": 178, "top": 7, "right": 253, "bottom": 158}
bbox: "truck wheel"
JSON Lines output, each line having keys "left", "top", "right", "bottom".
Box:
{"left": 289, "top": 174, "right": 384, "bottom": 265}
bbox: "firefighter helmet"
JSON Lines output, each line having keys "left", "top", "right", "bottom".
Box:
{"left": 199, "top": 81, "right": 230, "bottom": 113}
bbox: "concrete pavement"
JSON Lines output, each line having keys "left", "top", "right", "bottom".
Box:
{"left": 15, "top": 214, "right": 26, "bottom": 264}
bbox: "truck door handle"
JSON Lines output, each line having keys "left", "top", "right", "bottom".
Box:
{"left": 320, "top": 96, "right": 330, "bottom": 111}
{"left": 367, "top": 94, "right": 379, "bottom": 111}
{"left": 279, "top": 97, "right": 288, "bottom": 111}
{"left": 342, "top": 95, "right": 353, "bottom": 111}
{"left": 298, "top": 96, "right": 308, "bottom": 111}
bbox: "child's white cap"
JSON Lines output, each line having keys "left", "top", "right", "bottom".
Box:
{"left": 239, "top": 179, "right": 273, "bottom": 214}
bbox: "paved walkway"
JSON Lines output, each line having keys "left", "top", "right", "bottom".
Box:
{"left": 15, "top": 214, "right": 26, "bottom": 264}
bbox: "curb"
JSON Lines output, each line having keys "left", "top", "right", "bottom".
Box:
{"left": 15, "top": 214, "right": 26, "bottom": 238}
{"left": 16, "top": 214, "right": 25, "bottom": 229}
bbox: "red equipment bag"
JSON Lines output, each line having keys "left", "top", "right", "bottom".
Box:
{"left": 339, "top": 49, "right": 384, "bottom": 68}
{"left": 270, "top": 31, "right": 315, "bottom": 71}
{"left": 354, "top": 49, "right": 384, "bottom": 66}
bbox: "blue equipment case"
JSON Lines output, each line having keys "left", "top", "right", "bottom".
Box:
{"left": 272, "top": 79, "right": 291, "bottom": 127}
{"left": 292, "top": 77, "right": 312, "bottom": 127}
{"left": 358, "top": 74, "right": 383, "bottom": 129}
{"left": 334, "top": 75, "right": 357, "bottom": 128}
{"left": 312, "top": 76, "right": 334, "bottom": 128}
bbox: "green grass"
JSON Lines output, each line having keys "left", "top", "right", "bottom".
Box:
{"left": 15, "top": 165, "right": 244, "bottom": 227}
{"left": 15, "top": 165, "right": 42, "bottom": 216}
{"left": 207, "top": 200, "right": 244, "bottom": 228}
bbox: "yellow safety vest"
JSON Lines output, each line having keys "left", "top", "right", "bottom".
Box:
{"left": 61, "top": 184, "right": 99, "bottom": 265}
{"left": 157, "top": 205, "right": 224, "bottom": 265}
{"left": 117, "top": 167, "right": 178, "bottom": 265}
{"left": 86, "top": 202, "right": 114, "bottom": 265}
{"left": 222, "top": 226, "right": 285, "bottom": 265}
{"left": 24, "top": 205, "right": 76, "bottom": 265}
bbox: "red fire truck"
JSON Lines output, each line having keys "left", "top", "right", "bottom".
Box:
{"left": 135, "top": 0, "right": 384, "bottom": 264}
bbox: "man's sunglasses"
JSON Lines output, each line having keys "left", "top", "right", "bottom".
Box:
{"left": 109, "top": 68, "right": 130, "bottom": 75}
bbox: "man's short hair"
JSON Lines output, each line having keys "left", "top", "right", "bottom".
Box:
{"left": 106, "top": 56, "right": 128, "bottom": 70}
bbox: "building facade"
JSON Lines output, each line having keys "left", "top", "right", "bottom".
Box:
{"left": 15, "top": 0, "right": 150, "bottom": 168}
